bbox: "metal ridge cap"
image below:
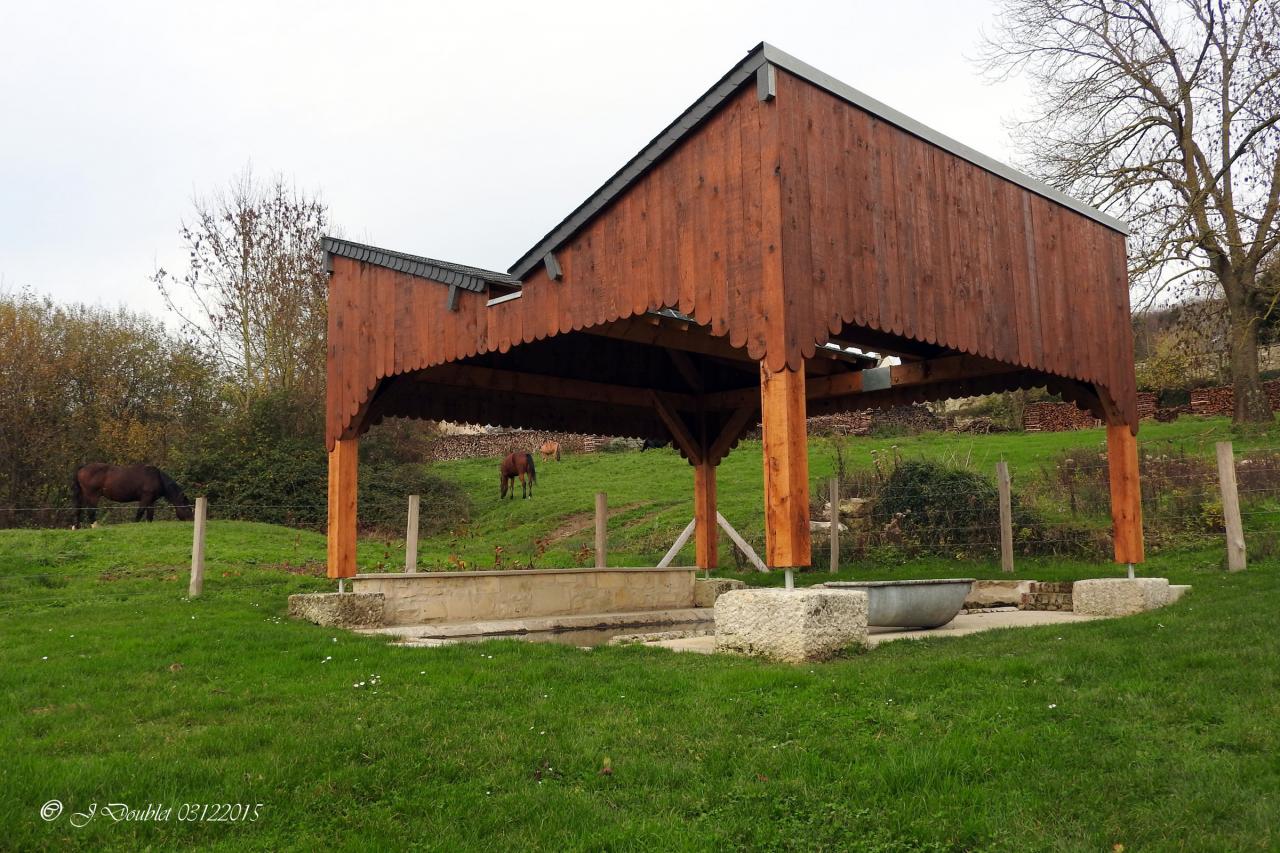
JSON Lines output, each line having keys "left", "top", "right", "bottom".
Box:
{"left": 324, "top": 236, "right": 519, "bottom": 287}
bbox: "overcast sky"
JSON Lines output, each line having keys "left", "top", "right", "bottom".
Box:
{"left": 0, "top": 0, "right": 1028, "bottom": 319}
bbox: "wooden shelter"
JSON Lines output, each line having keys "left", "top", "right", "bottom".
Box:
{"left": 323, "top": 43, "right": 1144, "bottom": 579}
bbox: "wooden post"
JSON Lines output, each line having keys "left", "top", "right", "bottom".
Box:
{"left": 327, "top": 437, "right": 359, "bottom": 579}
{"left": 188, "top": 496, "right": 207, "bottom": 598}
{"left": 717, "top": 512, "right": 768, "bottom": 573}
{"left": 658, "top": 518, "right": 697, "bottom": 568}
{"left": 828, "top": 477, "right": 839, "bottom": 573}
{"left": 1105, "top": 424, "right": 1144, "bottom": 569}
{"left": 594, "top": 492, "right": 607, "bottom": 568}
{"left": 996, "top": 461, "right": 1014, "bottom": 573}
{"left": 404, "top": 494, "right": 420, "bottom": 573}
{"left": 1216, "top": 441, "right": 1247, "bottom": 572}
{"left": 694, "top": 461, "right": 718, "bottom": 570}
{"left": 759, "top": 363, "right": 811, "bottom": 573}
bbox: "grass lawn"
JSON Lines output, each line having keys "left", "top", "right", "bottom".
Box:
{"left": 374, "top": 416, "right": 1264, "bottom": 572}
{"left": 3, "top": 419, "right": 1280, "bottom": 850}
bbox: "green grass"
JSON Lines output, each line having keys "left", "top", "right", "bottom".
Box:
{"left": 393, "top": 416, "right": 1260, "bottom": 571}
{"left": 3, "top": 418, "right": 1280, "bottom": 850}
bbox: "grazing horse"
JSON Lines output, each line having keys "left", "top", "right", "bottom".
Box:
{"left": 499, "top": 452, "right": 537, "bottom": 499}
{"left": 72, "top": 463, "right": 194, "bottom": 527}
{"left": 538, "top": 440, "right": 561, "bottom": 462}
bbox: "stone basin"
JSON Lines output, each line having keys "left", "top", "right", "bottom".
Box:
{"left": 821, "top": 579, "right": 975, "bottom": 628}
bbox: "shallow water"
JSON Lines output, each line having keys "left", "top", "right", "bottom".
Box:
{"left": 430, "top": 623, "right": 712, "bottom": 648}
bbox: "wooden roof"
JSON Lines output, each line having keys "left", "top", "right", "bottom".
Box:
{"left": 325, "top": 44, "right": 1138, "bottom": 451}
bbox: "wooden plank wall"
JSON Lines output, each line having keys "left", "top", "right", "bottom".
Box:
{"left": 772, "top": 69, "right": 1137, "bottom": 429}
{"left": 327, "top": 69, "right": 1139, "bottom": 448}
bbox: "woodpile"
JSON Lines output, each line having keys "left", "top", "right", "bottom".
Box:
{"left": 424, "top": 430, "right": 601, "bottom": 462}
{"left": 1190, "top": 380, "right": 1280, "bottom": 416}
{"left": 1136, "top": 392, "right": 1157, "bottom": 420}
{"left": 1022, "top": 402, "right": 1102, "bottom": 432}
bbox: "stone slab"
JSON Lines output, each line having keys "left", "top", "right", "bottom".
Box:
{"left": 965, "top": 579, "right": 1034, "bottom": 609}
{"left": 647, "top": 609, "right": 1100, "bottom": 654}
{"left": 714, "top": 588, "right": 868, "bottom": 663}
{"left": 693, "top": 578, "right": 747, "bottom": 608}
{"left": 288, "top": 592, "right": 384, "bottom": 628}
{"left": 352, "top": 567, "right": 697, "bottom": 625}
{"left": 1072, "top": 578, "right": 1172, "bottom": 616}
{"left": 1167, "top": 584, "right": 1192, "bottom": 604}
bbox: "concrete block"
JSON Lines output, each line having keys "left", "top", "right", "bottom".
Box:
{"left": 965, "top": 579, "right": 1033, "bottom": 609}
{"left": 288, "top": 592, "right": 384, "bottom": 628}
{"left": 1166, "top": 584, "right": 1192, "bottom": 604}
{"left": 1072, "top": 578, "right": 1172, "bottom": 616}
{"left": 693, "top": 578, "right": 747, "bottom": 608}
{"left": 714, "top": 588, "right": 868, "bottom": 663}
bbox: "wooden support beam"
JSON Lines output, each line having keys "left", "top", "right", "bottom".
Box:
{"left": 694, "top": 461, "right": 717, "bottom": 569}
{"left": 759, "top": 363, "right": 811, "bottom": 569}
{"left": 704, "top": 353, "right": 1019, "bottom": 411}
{"left": 327, "top": 437, "right": 359, "bottom": 579}
{"left": 419, "top": 364, "right": 698, "bottom": 412}
{"left": 1106, "top": 424, "right": 1145, "bottom": 565}
{"left": 707, "top": 404, "right": 758, "bottom": 466}
{"left": 667, "top": 349, "right": 705, "bottom": 392}
{"left": 651, "top": 391, "right": 703, "bottom": 465}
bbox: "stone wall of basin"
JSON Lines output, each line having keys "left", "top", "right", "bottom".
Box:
{"left": 351, "top": 567, "right": 697, "bottom": 626}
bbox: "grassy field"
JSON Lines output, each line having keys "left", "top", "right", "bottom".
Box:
{"left": 373, "top": 416, "right": 1269, "bottom": 572}
{"left": 3, "top": 418, "right": 1280, "bottom": 850}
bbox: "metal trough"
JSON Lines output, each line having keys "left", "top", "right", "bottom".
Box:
{"left": 822, "top": 579, "right": 975, "bottom": 629}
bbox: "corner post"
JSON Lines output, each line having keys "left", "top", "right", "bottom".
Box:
{"left": 760, "top": 362, "right": 811, "bottom": 573}
{"left": 694, "top": 461, "right": 718, "bottom": 570}
{"left": 327, "top": 437, "right": 359, "bottom": 579}
{"left": 1105, "top": 424, "right": 1144, "bottom": 569}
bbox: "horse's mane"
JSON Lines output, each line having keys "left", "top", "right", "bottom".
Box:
{"left": 157, "top": 469, "right": 186, "bottom": 503}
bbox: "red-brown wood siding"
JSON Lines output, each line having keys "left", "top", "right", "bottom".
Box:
{"left": 774, "top": 70, "right": 1137, "bottom": 427}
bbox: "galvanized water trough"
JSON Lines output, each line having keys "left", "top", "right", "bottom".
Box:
{"left": 822, "top": 579, "right": 975, "bottom": 629}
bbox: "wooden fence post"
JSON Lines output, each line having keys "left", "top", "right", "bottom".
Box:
{"left": 828, "top": 477, "right": 840, "bottom": 573}
{"left": 595, "top": 492, "right": 607, "bottom": 569}
{"left": 189, "top": 496, "right": 207, "bottom": 598}
{"left": 1216, "top": 441, "right": 1247, "bottom": 572}
{"left": 405, "top": 494, "right": 420, "bottom": 573}
{"left": 996, "top": 461, "right": 1014, "bottom": 573}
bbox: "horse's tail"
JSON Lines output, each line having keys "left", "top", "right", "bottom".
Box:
{"left": 555, "top": 445, "right": 561, "bottom": 462}
{"left": 526, "top": 453, "right": 536, "bottom": 484}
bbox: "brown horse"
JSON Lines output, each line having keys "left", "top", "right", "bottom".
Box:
{"left": 72, "top": 463, "right": 194, "bottom": 527}
{"left": 499, "top": 452, "right": 537, "bottom": 499}
{"left": 538, "top": 440, "right": 561, "bottom": 462}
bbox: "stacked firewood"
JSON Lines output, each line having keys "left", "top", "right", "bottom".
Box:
{"left": 1022, "top": 402, "right": 1103, "bottom": 432}
{"left": 1190, "top": 380, "right": 1280, "bottom": 416}
{"left": 424, "top": 431, "right": 598, "bottom": 462}
{"left": 1136, "top": 392, "right": 1157, "bottom": 420}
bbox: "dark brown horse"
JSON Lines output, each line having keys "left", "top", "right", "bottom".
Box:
{"left": 499, "top": 452, "right": 537, "bottom": 499}
{"left": 72, "top": 463, "right": 194, "bottom": 527}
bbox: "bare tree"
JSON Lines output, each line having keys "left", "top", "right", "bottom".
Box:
{"left": 155, "top": 170, "right": 328, "bottom": 406}
{"left": 983, "top": 0, "right": 1280, "bottom": 422}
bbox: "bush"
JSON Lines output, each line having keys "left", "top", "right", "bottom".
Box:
{"left": 174, "top": 392, "right": 468, "bottom": 534}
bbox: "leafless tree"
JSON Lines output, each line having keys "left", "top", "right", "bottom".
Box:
{"left": 982, "top": 0, "right": 1280, "bottom": 422}
{"left": 155, "top": 169, "right": 328, "bottom": 407}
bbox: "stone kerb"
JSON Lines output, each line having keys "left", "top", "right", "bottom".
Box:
{"left": 288, "top": 592, "right": 385, "bottom": 628}
{"left": 1072, "top": 578, "right": 1173, "bottom": 616}
{"left": 714, "top": 588, "right": 869, "bottom": 663}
